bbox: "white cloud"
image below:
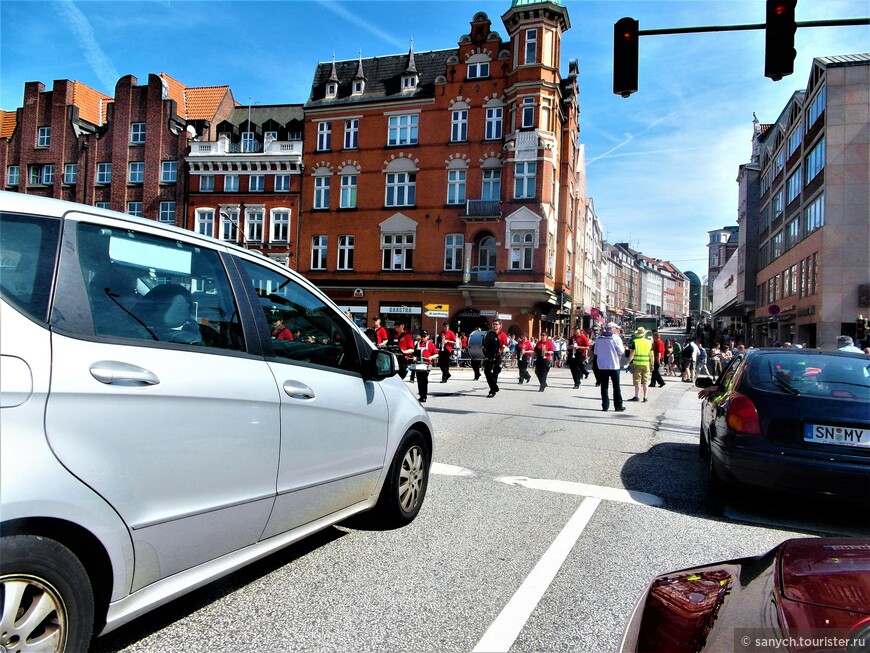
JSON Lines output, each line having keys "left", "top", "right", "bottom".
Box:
{"left": 52, "top": 0, "right": 119, "bottom": 92}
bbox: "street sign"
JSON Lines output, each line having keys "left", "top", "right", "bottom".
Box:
{"left": 425, "top": 310, "right": 449, "bottom": 318}
{"left": 425, "top": 303, "right": 449, "bottom": 311}
{"left": 498, "top": 313, "right": 512, "bottom": 320}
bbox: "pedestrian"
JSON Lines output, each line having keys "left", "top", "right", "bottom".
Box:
{"left": 373, "top": 316, "right": 389, "bottom": 348}
{"left": 710, "top": 343, "right": 723, "bottom": 377}
{"left": 593, "top": 322, "right": 626, "bottom": 412}
{"left": 438, "top": 322, "right": 457, "bottom": 383}
{"left": 697, "top": 344, "right": 710, "bottom": 376}
{"left": 534, "top": 332, "right": 555, "bottom": 392}
{"left": 414, "top": 330, "right": 438, "bottom": 403}
{"left": 671, "top": 339, "right": 682, "bottom": 377}
{"left": 483, "top": 320, "right": 509, "bottom": 398}
{"left": 650, "top": 330, "right": 666, "bottom": 388}
{"left": 515, "top": 333, "right": 534, "bottom": 384}
{"left": 387, "top": 322, "right": 416, "bottom": 380}
{"left": 681, "top": 337, "right": 697, "bottom": 382}
{"left": 271, "top": 318, "right": 294, "bottom": 341}
{"left": 836, "top": 335, "right": 863, "bottom": 353}
{"left": 626, "top": 327, "right": 653, "bottom": 402}
{"left": 567, "top": 326, "right": 590, "bottom": 388}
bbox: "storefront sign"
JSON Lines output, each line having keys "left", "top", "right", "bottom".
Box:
{"left": 380, "top": 305, "right": 421, "bottom": 314}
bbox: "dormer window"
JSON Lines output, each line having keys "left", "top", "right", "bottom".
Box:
{"left": 402, "top": 75, "right": 417, "bottom": 90}
{"left": 326, "top": 82, "right": 338, "bottom": 98}
{"left": 467, "top": 62, "right": 489, "bottom": 79}
{"left": 353, "top": 80, "right": 365, "bottom": 95}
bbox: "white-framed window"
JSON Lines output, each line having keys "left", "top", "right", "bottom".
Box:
{"left": 220, "top": 208, "right": 239, "bottom": 241}
{"left": 485, "top": 107, "right": 503, "bottom": 140}
{"left": 97, "top": 163, "right": 112, "bottom": 185}
{"left": 6, "top": 165, "right": 19, "bottom": 186}
{"left": 451, "top": 109, "right": 468, "bottom": 142}
{"left": 710, "top": 251, "right": 719, "bottom": 267}
{"left": 344, "top": 119, "right": 359, "bottom": 149}
{"left": 786, "top": 168, "right": 801, "bottom": 203}
{"left": 317, "top": 122, "right": 331, "bottom": 151}
{"left": 288, "top": 131, "right": 302, "bottom": 141}
{"left": 524, "top": 28, "right": 537, "bottom": 64}
{"left": 130, "top": 122, "right": 146, "bottom": 144}
{"left": 159, "top": 201, "right": 176, "bottom": 223}
{"left": 467, "top": 62, "right": 489, "bottom": 79}
{"left": 521, "top": 98, "right": 535, "bottom": 128}
{"left": 275, "top": 175, "right": 290, "bottom": 192}
{"left": 773, "top": 189, "right": 783, "bottom": 217}
{"left": 224, "top": 175, "right": 239, "bottom": 192}
{"left": 241, "top": 131, "right": 256, "bottom": 153}
{"left": 788, "top": 124, "right": 803, "bottom": 156}
{"left": 381, "top": 233, "right": 414, "bottom": 270}
{"left": 36, "top": 126, "right": 50, "bottom": 148}
{"left": 401, "top": 75, "right": 417, "bottom": 90}
{"left": 249, "top": 175, "right": 264, "bottom": 192}
{"left": 444, "top": 234, "right": 463, "bottom": 271}
{"left": 29, "top": 164, "right": 54, "bottom": 185}
{"left": 388, "top": 114, "right": 418, "bottom": 146}
{"left": 128, "top": 162, "right": 144, "bottom": 184}
{"left": 314, "top": 176, "right": 330, "bottom": 209}
{"left": 63, "top": 163, "right": 77, "bottom": 185}
{"left": 340, "top": 174, "right": 357, "bottom": 208}
{"left": 353, "top": 80, "right": 365, "bottom": 95}
{"left": 514, "top": 161, "right": 536, "bottom": 199}
{"left": 806, "top": 86, "right": 826, "bottom": 129}
{"left": 264, "top": 131, "right": 278, "bottom": 141}
{"left": 126, "top": 202, "right": 143, "bottom": 217}
{"left": 805, "top": 137, "right": 825, "bottom": 184}
{"left": 311, "top": 235, "right": 328, "bottom": 270}
{"left": 196, "top": 208, "right": 215, "bottom": 237}
{"left": 385, "top": 172, "right": 416, "bottom": 206}
{"left": 326, "top": 82, "right": 338, "bottom": 98}
{"left": 482, "top": 169, "right": 501, "bottom": 200}
{"left": 95, "top": 202, "right": 110, "bottom": 209}
{"left": 245, "top": 208, "right": 264, "bottom": 242}
{"left": 200, "top": 175, "right": 214, "bottom": 192}
{"left": 447, "top": 169, "right": 466, "bottom": 205}
{"left": 510, "top": 231, "right": 534, "bottom": 270}
{"left": 804, "top": 194, "right": 824, "bottom": 234}
{"left": 160, "top": 160, "right": 177, "bottom": 183}
{"left": 271, "top": 209, "right": 290, "bottom": 243}
{"left": 337, "top": 235, "right": 354, "bottom": 270}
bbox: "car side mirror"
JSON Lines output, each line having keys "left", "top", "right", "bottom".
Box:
{"left": 365, "top": 349, "right": 398, "bottom": 381}
{"left": 695, "top": 377, "right": 714, "bottom": 388}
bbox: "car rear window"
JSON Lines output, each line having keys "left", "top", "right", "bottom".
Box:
{"left": 749, "top": 352, "right": 870, "bottom": 399}
{"left": 0, "top": 211, "right": 61, "bottom": 324}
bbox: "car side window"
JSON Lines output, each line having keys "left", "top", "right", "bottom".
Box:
{"left": 237, "top": 258, "right": 360, "bottom": 373}
{"left": 0, "top": 211, "right": 61, "bottom": 324}
{"left": 76, "top": 222, "right": 244, "bottom": 351}
{"left": 713, "top": 354, "right": 743, "bottom": 399}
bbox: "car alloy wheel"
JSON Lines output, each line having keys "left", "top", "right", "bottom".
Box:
{"left": 369, "top": 429, "right": 430, "bottom": 528}
{"left": 398, "top": 443, "right": 426, "bottom": 513}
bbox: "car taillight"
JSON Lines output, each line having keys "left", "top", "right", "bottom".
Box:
{"left": 726, "top": 394, "right": 762, "bottom": 435}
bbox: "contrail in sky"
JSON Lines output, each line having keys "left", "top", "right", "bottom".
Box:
{"left": 53, "top": 0, "right": 119, "bottom": 92}
{"left": 315, "top": 0, "right": 407, "bottom": 52}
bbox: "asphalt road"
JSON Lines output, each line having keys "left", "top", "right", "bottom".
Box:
{"left": 96, "top": 352, "right": 866, "bottom": 653}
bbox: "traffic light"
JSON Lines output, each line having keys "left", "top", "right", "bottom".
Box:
{"left": 613, "top": 17, "right": 639, "bottom": 98}
{"left": 765, "top": 0, "right": 797, "bottom": 81}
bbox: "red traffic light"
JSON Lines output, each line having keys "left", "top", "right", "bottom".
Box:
{"left": 613, "top": 17, "right": 639, "bottom": 98}
{"left": 765, "top": 0, "right": 797, "bottom": 81}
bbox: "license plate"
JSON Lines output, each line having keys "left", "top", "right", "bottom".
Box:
{"left": 804, "top": 423, "right": 870, "bottom": 449}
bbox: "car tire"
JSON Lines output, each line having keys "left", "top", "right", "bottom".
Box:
{"left": 369, "top": 429, "right": 430, "bottom": 529}
{"left": 0, "top": 534, "right": 95, "bottom": 653}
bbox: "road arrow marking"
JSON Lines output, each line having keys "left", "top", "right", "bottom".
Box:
{"left": 431, "top": 462, "right": 476, "bottom": 477}
{"left": 495, "top": 476, "right": 663, "bottom": 507}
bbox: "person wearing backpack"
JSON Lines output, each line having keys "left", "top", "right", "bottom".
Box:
{"left": 483, "top": 320, "right": 509, "bottom": 398}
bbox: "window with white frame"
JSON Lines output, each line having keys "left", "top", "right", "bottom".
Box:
{"left": 6, "top": 165, "right": 19, "bottom": 186}
{"left": 200, "top": 175, "right": 214, "bottom": 192}
{"left": 467, "top": 62, "right": 489, "bottom": 79}
{"left": 353, "top": 80, "right": 365, "bottom": 95}
{"left": 220, "top": 209, "right": 239, "bottom": 241}
{"left": 128, "top": 162, "right": 144, "bottom": 184}
{"left": 36, "top": 126, "right": 50, "bottom": 147}
{"left": 326, "top": 83, "right": 337, "bottom": 98}
{"left": 224, "top": 175, "right": 239, "bottom": 192}
{"left": 805, "top": 137, "right": 825, "bottom": 184}
{"left": 381, "top": 233, "right": 414, "bottom": 270}
{"left": 288, "top": 131, "right": 302, "bottom": 141}
{"left": 786, "top": 168, "right": 801, "bottom": 203}
{"left": 196, "top": 209, "right": 215, "bottom": 237}
{"left": 317, "top": 122, "right": 331, "bottom": 151}
{"left": 245, "top": 209, "right": 264, "bottom": 242}
{"left": 385, "top": 172, "right": 415, "bottom": 206}
{"left": 447, "top": 169, "right": 466, "bottom": 205}
{"left": 444, "top": 234, "right": 463, "bottom": 271}
{"left": 451, "top": 109, "right": 468, "bottom": 142}
{"left": 485, "top": 107, "right": 503, "bottom": 140}
{"left": 97, "top": 163, "right": 112, "bottom": 184}
{"left": 314, "top": 175, "right": 330, "bottom": 209}
{"left": 806, "top": 86, "right": 826, "bottom": 129}
{"left": 344, "top": 119, "right": 359, "bottom": 149}
{"left": 241, "top": 131, "right": 256, "bottom": 153}
{"left": 126, "top": 202, "right": 143, "bottom": 217}
{"left": 514, "top": 161, "right": 536, "bottom": 198}
{"left": 482, "top": 169, "right": 501, "bottom": 201}
{"left": 249, "top": 175, "right": 264, "bottom": 192}
{"left": 337, "top": 235, "right": 354, "bottom": 270}
{"left": 160, "top": 160, "right": 177, "bottom": 183}
{"left": 159, "top": 201, "right": 176, "bottom": 223}
{"left": 130, "top": 123, "right": 146, "bottom": 144}
{"left": 275, "top": 175, "right": 290, "bottom": 192}
{"left": 271, "top": 209, "right": 290, "bottom": 243}
{"left": 340, "top": 173, "right": 357, "bottom": 208}
{"left": 264, "top": 131, "right": 277, "bottom": 141}
{"left": 524, "top": 29, "right": 537, "bottom": 64}
{"left": 521, "top": 98, "right": 535, "bottom": 128}
{"left": 388, "top": 114, "right": 418, "bottom": 146}
{"left": 95, "top": 202, "right": 110, "bottom": 209}
{"left": 401, "top": 75, "right": 417, "bottom": 90}
{"left": 311, "top": 236, "right": 327, "bottom": 270}
{"left": 31, "top": 164, "right": 54, "bottom": 185}
{"left": 63, "top": 163, "right": 77, "bottom": 185}
{"left": 510, "top": 231, "right": 534, "bottom": 270}
{"left": 804, "top": 194, "right": 824, "bottom": 234}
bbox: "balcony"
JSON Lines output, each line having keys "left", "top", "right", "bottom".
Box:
{"left": 462, "top": 199, "right": 501, "bottom": 222}
{"left": 189, "top": 135, "right": 303, "bottom": 159}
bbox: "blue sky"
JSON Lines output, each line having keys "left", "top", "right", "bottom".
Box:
{"left": 2, "top": 0, "right": 867, "bottom": 277}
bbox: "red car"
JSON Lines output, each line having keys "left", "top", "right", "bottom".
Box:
{"left": 622, "top": 538, "right": 870, "bottom": 653}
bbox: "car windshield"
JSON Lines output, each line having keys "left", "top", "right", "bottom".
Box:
{"left": 749, "top": 352, "right": 870, "bottom": 400}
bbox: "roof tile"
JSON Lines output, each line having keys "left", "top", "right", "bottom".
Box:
{"left": 0, "top": 110, "right": 17, "bottom": 139}
{"left": 71, "top": 81, "right": 113, "bottom": 125}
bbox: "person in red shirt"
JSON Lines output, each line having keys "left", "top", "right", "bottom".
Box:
{"left": 515, "top": 334, "right": 534, "bottom": 384}
{"left": 567, "top": 326, "right": 590, "bottom": 388}
{"left": 271, "top": 318, "right": 294, "bottom": 341}
{"left": 534, "top": 332, "right": 556, "bottom": 392}
{"left": 650, "top": 330, "right": 666, "bottom": 388}
{"left": 438, "top": 322, "right": 457, "bottom": 383}
{"left": 373, "top": 316, "right": 388, "bottom": 347}
{"left": 390, "top": 322, "right": 415, "bottom": 380}
{"left": 414, "top": 330, "right": 439, "bottom": 403}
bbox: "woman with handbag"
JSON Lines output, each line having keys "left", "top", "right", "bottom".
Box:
{"left": 415, "top": 330, "right": 438, "bottom": 403}
{"left": 534, "top": 332, "right": 555, "bottom": 392}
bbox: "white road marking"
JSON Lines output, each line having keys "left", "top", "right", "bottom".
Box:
{"left": 430, "top": 462, "right": 476, "bottom": 477}
{"left": 472, "top": 497, "right": 602, "bottom": 653}
{"left": 495, "top": 476, "right": 664, "bottom": 507}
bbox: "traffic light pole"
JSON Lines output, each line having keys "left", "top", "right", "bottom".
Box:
{"left": 638, "top": 17, "right": 868, "bottom": 36}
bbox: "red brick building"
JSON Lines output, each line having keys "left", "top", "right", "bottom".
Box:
{"left": 299, "top": 0, "right": 582, "bottom": 337}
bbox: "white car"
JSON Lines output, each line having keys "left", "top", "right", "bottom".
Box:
{"left": 0, "top": 191, "right": 433, "bottom": 651}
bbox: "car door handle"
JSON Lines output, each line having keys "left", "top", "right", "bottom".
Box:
{"left": 282, "top": 380, "right": 315, "bottom": 400}
{"left": 90, "top": 361, "right": 160, "bottom": 386}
